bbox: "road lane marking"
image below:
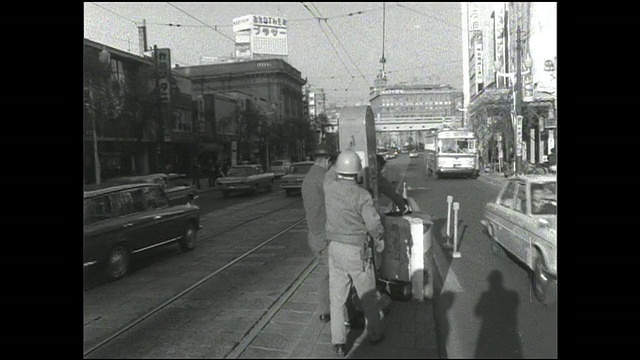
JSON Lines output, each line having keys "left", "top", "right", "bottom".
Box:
{"left": 433, "top": 241, "right": 463, "bottom": 293}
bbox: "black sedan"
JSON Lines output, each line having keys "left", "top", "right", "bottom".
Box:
{"left": 83, "top": 183, "right": 200, "bottom": 281}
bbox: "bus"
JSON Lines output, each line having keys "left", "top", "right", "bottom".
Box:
{"left": 425, "top": 128, "right": 479, "bottom": 179}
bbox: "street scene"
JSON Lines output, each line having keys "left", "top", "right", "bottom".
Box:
{"left": 84, "top": 2, "right": 557, "bottom": 358}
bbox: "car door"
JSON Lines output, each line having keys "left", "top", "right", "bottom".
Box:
{"left": 142, "top": 185, "right": 185, "bottom": 242}
{"left": 112, "top": 187, "right": 162, "bottom": 252}
{"left": 493, "top": 180, "right": 517, "bottom": 249}
{"left": 508, "top": 181, "right": 532, "bottom": 263}
{"left": 84, "top": 194, "right": 119, "bottom": 268}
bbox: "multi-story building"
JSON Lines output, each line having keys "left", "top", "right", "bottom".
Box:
{"left": 369, "top": 83, "right": 464, "bottom": 149}
{"left": 464, "top": 2, "right": 557, "bottom": 169}
{"left": 307, "top": 87, "right": 326, "bottom": 118}
{"left": 174, "top": 58, "right": 307, "bottom": 163}
{"left": 83, "top": 38, "right": 196, "bottom": 184}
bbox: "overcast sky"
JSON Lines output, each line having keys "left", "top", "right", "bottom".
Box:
{"left": 84, "top": 2, "right": 463, "bottom": 105}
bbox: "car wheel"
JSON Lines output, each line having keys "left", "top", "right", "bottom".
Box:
{"left": 286, "top": 189, "right": 293, "bottom": 196}
{"left": 106, "top": 245, "right": 129, "bottom": 280}
{"left": 251, "top": 184, "right": 259, "bottom": 195}
{"left": 222, "top": 190, "right": 228, "bottom": 198}
{"left": 179, "top": 223, "right": 197, "bottom": 251}
{"left": 491, "top": 240, "right": 505, "bottom": 256}
{"left": 533, "top": 251, "right": 552, "bottom": 305}
{"left": 267, "top": 181, "right": 272, "bottom": 192}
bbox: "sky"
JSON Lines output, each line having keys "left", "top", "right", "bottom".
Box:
{"left": 84, "top": 2, "right": 463, "bottom": 106}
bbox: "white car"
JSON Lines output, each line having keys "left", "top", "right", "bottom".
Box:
{"left": 409, "top": 150, "right": 419, "bottom": 158}
{"left": 270, "top": 159, "right": 291, "bottom": 178}
{"left": 280, "top": 161, "right": 314, "bottom": 196}
{"left": 480, "top": 174, "right": 557, "bottom": 304}
{"left": 215, "top": 165, "right": 275, "bottom": 197}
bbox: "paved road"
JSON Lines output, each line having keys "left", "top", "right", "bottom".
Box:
{"left": 192, "top": 178, "right": 288, "bottom": 216}
{"left": 401, "top": 154, "right": 558, "bottom": 358}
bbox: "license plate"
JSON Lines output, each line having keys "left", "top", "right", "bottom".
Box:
{"left": 454, "top": 163, "right": 461, "bottom": 167}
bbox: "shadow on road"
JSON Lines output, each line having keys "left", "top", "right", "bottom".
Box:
{"left": 474, "top": 270, "right": 523, "bottom": 358}
{"left": 434, "top": 290, "right": 455, "bottom": 359}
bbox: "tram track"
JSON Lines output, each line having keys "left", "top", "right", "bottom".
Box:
{"left": 84, "top": 195, "right": 313, "bottom": 358}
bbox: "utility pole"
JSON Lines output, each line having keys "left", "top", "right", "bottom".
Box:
{"left": 514, "top": 25, "right": 523, "bottom": 175}
{"left": 154, "top": 44, "right": 165, "bottom": 173}
{"left": 88, "top": 79, "right": 101, "bottom": 184}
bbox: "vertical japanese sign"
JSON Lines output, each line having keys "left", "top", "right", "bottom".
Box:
{"left": 474, "top": 32, "right": 483, "bottom": 84}
{"left": 156, "top": 48, "right": 171, "bottom": 103}
{"left": 516, "top": 115, "right": 523, "bottom": 156}
{"left": 494, "top": 9, "right": 505, "bottom": 85}
{"left": 196, "top": 95, "right": 206, "bottom": 133}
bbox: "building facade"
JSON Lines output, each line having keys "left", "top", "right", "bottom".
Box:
{"left": 174, "top": 58, "right": 308, "bottom": 164}
{"left": 464, "top": 2, "right": 557, "bottom": 170}
{"left": 307, "top": 87, "right": 326, "bottom": 118}
{"left": 83, "top": 38, "right": 197, "bottom": 184}
{"left": 369, "top": 83, "right": 464, "bottom": 149}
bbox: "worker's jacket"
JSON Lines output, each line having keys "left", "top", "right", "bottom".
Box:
{"left": 324, "top": 175, "right": 384, "bottom": 247}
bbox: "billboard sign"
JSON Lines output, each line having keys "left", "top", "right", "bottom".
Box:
{"left": 233, "top": 14, "right": 289, "bottom": 58}
{"left": 250, "top": 15, "right": 288, "bottom": 56}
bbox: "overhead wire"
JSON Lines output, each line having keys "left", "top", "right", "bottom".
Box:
{"left": 166, "top": 2, "right": 235, "bottom": 42}
{"left": 311, "top": 2, "right": 369, "bottom": 86}
{"left": 300, "top": 3, "right": 357, "bottom": 83}
{"left": 395, "top": 3, "right": 464, "bottom": 33}
{"left": 88, "top": 2, "right": 137, "bottom": 25}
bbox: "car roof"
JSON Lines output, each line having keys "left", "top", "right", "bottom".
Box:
{"left": 291, "top": 161, "right": 314, "bottom": 166}
{"left": 84, "top": 182, "right": 160, "bottom": 198}
{"left": 107, "top": 173, "right": 167, "bottom": 181}
{"left": 510, "top": 174, "right": 557, "bottom": 183}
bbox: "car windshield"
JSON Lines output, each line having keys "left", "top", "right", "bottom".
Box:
{"left": 290, "top": 164, "right": 313, "bottom": 174}
{"left": 227, "top": 167, "right": 254, "bottom": 176}
{"left": 530, "top": 181, "right": 557, "bottom": 215}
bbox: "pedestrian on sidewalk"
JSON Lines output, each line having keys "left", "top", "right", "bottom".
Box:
{"left": 301, "top": 143, "right": 336, "bottom": 325}
{"left": 324, "top": 150, "right": 386, "bottom": 357}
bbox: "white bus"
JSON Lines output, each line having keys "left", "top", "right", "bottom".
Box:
{"left": 425, "top": 129, "right": 479, "bottom": 179}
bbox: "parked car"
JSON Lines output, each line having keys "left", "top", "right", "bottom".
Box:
{"left": 215, "top": 164, "right": 275, "bottom": 197}
{"left": 102, "top": 173, "right": 198, "bottom": 205}
{"left": 270, "top": 159, "right": 292, "bottom": 178}
{"left": 409, "top": 150, "right": 419, "bottom": 158}
{"left": 384, "top": 150, "right": 397, "bottom": 160}
{"left": 280, "top": 161, "right": 314, "bottom": 196}
{"left": 83, "top": 183, "right": 200, "bottom": 281}
{"left": 480, "top": 174, "right": 557, "bottom": 304}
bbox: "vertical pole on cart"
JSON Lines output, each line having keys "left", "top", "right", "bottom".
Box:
{"left": 452, "top": 202, "right": 461, "bottom": 258}
{"left": 445, "top": 195, "right": 453, "bottom": 249}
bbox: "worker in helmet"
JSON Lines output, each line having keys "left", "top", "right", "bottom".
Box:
{"left": 301, "top": 143, "right": 337, "bottom": 324}
{"left": 324, "top": 149, "right": 385, "bottom": 356}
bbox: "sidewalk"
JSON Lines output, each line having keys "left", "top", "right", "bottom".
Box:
{"left": 235, "top": 262, "right": 439, "bottom": 359}
{"left": 184, "top": 177, "right": 219, "bottom": 194}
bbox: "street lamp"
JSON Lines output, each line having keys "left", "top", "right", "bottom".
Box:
{"left": 88, "top": 47, "right": 111, "bottom": 184}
